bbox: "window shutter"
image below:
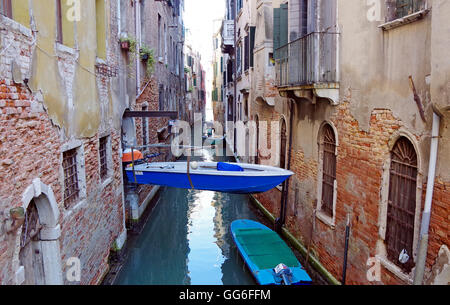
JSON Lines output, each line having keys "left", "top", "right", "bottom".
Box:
{"left": 0, "top": 0, "right": 12, "bottom": 18}
{"left": 300, "top": 0, "right": 308, "bottom": 37}
{"left": 244, "top": 35, "right": 249, "bottom": 71}
{"left": 280, "top": 3, "right": 289, "bottom": 47}
{"left": 250, "top": 26, "right": 256, "bottom": 67}
{"left": 273, "top": 7, "right": 281, "bottom": 58}
{"left": 56, "top": 0, "right": 63, "bottom": 44}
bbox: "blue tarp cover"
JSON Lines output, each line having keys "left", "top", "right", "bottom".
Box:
{"left": 217, "top": 162, "right": 244, "bottom": 172}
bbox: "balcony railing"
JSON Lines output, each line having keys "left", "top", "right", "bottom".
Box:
{"left": 275, "top": 32, "right": 339, "bottom": 87}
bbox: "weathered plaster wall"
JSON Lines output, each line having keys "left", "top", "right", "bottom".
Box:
{"left": 0, "top": 0, "right": 126, "bottom": 285}
{"left": 339, "top": 0, "right": 432, "bottom": 135}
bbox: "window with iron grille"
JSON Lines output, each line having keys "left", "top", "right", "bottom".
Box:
{"left": 99, "top": 136, "right": 108, "bottom": 180}
{"left": 385, "top": 137, "right": 417, "bottom": 273}
{"left": 0, "top": 0, "right": 12, "bottom": 18}
{"left": 320, "top": 124, "right": 336, "bottom": 217}
{"left": 63, "top": 148, "right": 79, "bottom": 208}
{"left": 387, "top": 0, "right": 426, "bottom": 21}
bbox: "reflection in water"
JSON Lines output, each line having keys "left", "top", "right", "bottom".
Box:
{"left": 115, "top": 147, "right": 260, "bottom": 285}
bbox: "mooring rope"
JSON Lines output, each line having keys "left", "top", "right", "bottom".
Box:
{"left": 186, "top": 155, "right": 195, "bottom": 189}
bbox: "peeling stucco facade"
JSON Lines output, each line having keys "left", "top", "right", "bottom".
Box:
{"left": 0, "top": 0, "right": 126, "bottom": 284}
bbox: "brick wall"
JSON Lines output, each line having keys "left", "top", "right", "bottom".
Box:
{"left": 427, "top": 180, "right": 450, "bottom": 270}
{"left": 252, "top": 100, "right": 449, "bottom": 285}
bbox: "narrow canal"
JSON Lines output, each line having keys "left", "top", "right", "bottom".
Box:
{"left": 114, "top": 147, "right": 263, "bottom": 285}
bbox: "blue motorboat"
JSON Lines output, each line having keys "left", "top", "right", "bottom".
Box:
{"left": 125, "top": 162, "right": 293, "bottom": 194}
{"left": 231, "top": 219, "right": 312, "bottom": 285}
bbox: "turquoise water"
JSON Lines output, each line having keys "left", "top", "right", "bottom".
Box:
{"left": 114, "top": 148, "right": 261, "bottom": 285}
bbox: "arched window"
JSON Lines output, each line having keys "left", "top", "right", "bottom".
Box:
{"left": 320, "top": 124, "right": 337, "bottom": 217}
{"left": 280, "top": 118, "right": 287, "bottom": 169}
{"left": 386, "top": 137, "right": 417, "bottom": 272}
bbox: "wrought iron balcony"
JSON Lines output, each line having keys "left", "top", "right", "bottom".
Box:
{"left": 275, "top": 32, "right": 339, "bottom": 89}
{"left": 221, "top": 20, "right": 234, "bottom": 53}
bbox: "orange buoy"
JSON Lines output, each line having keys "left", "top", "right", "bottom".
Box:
{"left": 122, "top": 148, "right": 144, "bottom": 163}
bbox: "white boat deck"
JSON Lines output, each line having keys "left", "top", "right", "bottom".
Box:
{"left": 127, "top": 162, "right": 294, "bottom": 177}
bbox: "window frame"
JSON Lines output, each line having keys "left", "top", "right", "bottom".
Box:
{"left": 0, "top": 0, "right": 12, "bottom": 18}
{"left": 62, "top": 148, "right": 80, "bottom": 208}
{"left": 385, "top": 137, "right": 418, "bottom": 273}
{"left": 382, "top": 0, "right": 429, "bottom": 28}
{"left": 392, "top": 0, "right": 426, "bottom": 20}
{"left": 316, "top": 122, "right": 338, "bottom": 228}
{"left": 98, "top": 136, "right": 109, "bottom": 181}
{"left": 61, "top": 140, "right": 87, "bottom": 210}
{"left": 377, "top": 131, "right": 423, "bottom": 283}
{"left": 56, "top": 0, "right": 63, "bottom": 44}
{"left": 244, "top": 35, "right": 249, "bottom": 72}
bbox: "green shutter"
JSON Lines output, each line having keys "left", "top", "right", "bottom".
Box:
{"left": 280, "top": 3, "right": 288, "bottom": 47}
{"left": 250, "top": 26, "right": 256, "bottom": 67}
{"left": 273, "top": 7, "right": 281, "bottom": 58}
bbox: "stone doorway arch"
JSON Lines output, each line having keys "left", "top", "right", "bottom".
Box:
{"left": 13, "top": 178, "right": 63, "bottom": 285}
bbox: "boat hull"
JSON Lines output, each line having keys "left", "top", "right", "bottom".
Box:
{"left": 125, "top": 162, "right": 293, "bottom": 194}
{"left": 126, "top": 170, "right": 290, "bottom": 194}
{"left": 231, "top": 219, "right": 312, "bottom": 285}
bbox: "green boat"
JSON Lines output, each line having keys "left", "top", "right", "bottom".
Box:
{"left": 231, "top": 219, "right": 312, "bottom": 285}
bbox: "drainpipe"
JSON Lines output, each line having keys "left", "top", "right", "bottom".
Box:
{"left": 413, "top": 111, "right": 440, "bottom": 285}
{"left": 135, "top": 0, "right": 141, "bottom": 95}
{"left": 276, "top": 99, "right": 294, "bottom": 233}
{"left": 233, "top": 0, "right": 237, "bottom": 155}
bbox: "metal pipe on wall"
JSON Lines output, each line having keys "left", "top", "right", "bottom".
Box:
{"left": 233, "top": 0, "right": 237, "bottom": 154}
{"left": 413, "top": 111, "right": 441, "bottom": 285}
{"left": 276, "top": 99, "right": 294, "bottom": 232}
{"left": 135, "top": 0, "right": 141, "bottom": 94}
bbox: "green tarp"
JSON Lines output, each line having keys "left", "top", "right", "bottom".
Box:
{"left": 235, "top": 228, "right": 299, "bottom": 270}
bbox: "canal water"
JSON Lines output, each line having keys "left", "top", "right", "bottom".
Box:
{"left": 114, "top": 147, "right": 263, "bottom": 285}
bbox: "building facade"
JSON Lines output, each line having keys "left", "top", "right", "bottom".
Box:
{"left": 222, "top": 0, "right": 449, "bottom": 285}
{"left": 0, "top": 0, "right": 127, "bottom": 284}
{"left": 184, "top": 43, "right": 205, "bottom": 126}
{"left": 120, "top": 0, "right": 186, "bottom": 225}
{"left": 211, "top": 29, "right": 225, "bottom": 129}
{"left": 0, "top": 0, "right": 190, "bottom": 285}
